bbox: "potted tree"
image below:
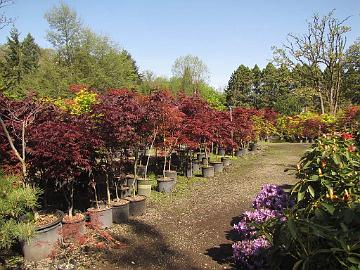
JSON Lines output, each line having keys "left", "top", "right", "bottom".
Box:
{"left": 0, "top": 95, "right": 67, "bottom": 260}
{"left": 90, "top": 89, "right": 145, "bottom": 220}
{"left": 28, "top": 110, "right": 101, "bottom": 237}
{"left": 178, "top": 95, "right": 216, "bottom": 178}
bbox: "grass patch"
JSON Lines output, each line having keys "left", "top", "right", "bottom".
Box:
{"left": 149, "top": 174, "right": 209, "bottom": 205}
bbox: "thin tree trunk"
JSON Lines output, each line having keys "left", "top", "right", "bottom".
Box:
{"left": 318, "top": 90, "right": 325, "bottom": 114}
{"left": 145, "top": 129, "right": 157, "bottom": 180}
{"left": 163, "top": 153, "right": 167, "bottom": 178}
{"left": 0, "top": 117, "right": 28, "bottom": 185}
{"left": 114, "top": 181, "right": 119, "bottom": 201}
{"left": 69, "top": 183, "right": 74, "bottom": 218}
{"left": 106, "top": 173, "right": 111, "bottom": 205}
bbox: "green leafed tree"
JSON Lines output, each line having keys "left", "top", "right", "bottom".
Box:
{"left": 342, "top": 38, "right": 360, "bottom": 104}
{"left": 45, "top": 2, "right": 82, "bottom": 66}
{"left": 273, "top": 11, "right": 351, "bottom": 114}
{"left": 225, "top": 64, "right": 253, "bottom": 107}
{"left": 0, "top": 28, "right": 40, "bottom": 98}
{"left": 172, "top": 54, "right": 209, "bottom": 95}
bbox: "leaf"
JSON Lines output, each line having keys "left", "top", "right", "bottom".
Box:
{"left": 333, "top": 153, "right": 341, "bottom": 165}
{"left": 340, "top": 223, "right": 348, "bottom": 232}
{"left": 347, "top": 257, "right": 360, "bottom": 265}
{"left": 287, "top": 218, "right": 297, "bottom": 239}
{"left": 321, "top": 202, "right": 335, "bottom": 215}
{"left": 292, "top": 260, "right": 303, "bottom": 270}
{"left": 297, "top": 190, "right": 305, "bottom": 202}
{"left": 309, "top": 175, "right": 319, "bottom": 181}
{"left": 308, "top": 185, "right": 315, "bottom": 198}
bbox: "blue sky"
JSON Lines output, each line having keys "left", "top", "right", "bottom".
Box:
{"left": 1, "top": 0, "right": 359, "bottom": 89}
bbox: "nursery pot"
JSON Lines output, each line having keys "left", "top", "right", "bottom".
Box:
{"left": 202, "top": 157, "right": 209, "bottom": 166}
{"left": 210, "top": 161, "right": 224, "bottom": 173}
{"left": 22, "top": 210, "right": 64, "bottom": 261}
{"left": 185, "top": 164, "right": 193, "bottom": 178}
{"left": 111, "top": 199, "right": 130, "bottom": 223}
{"left": 125, "top": 195, "right": 146, "bottom": 216}
{"left": 136, "top": 165, "right": 146, "bottom": 178}
{"left": 192, "top": 161, "right": 200, "bottom": 172}
{"left": 218, "top": 148, "right": 226, "bottom": 156}
{"left": 164, "top": 170, "right": 177, "bottom": 182}
{"left": 120, "top": 186, "right": 131, "bottom": 198}
{"left": 137, "top": 178, "right": 151, "bottom": 198}
{"left": 87, "top": 206, "right": 113, "bottom": 229}
{"left": 126, "top": 175, "right": 137, "bottom": 187}
{"left": 202, "top": 166, "right": 215, "bottom": 178}
{"left": 249, "top": 143, "right": 257, "bottom": 151}
{"left": 157, "top": 176, "right": 175, "bottom": 193}
{"left": 235, "top": 148, "right": 247, "bottom": 157}
{"left": 221, "top": 156, "right": 231, "bottom": 167}
{"left": 62, "top": 213, "right": 86, "bottom": 242}
{"left": 197, "top": 152, "right": 205, "bottom": 161}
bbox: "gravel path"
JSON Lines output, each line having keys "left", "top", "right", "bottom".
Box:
{"left": 97, "top": 143, "right": 309, "bottom": 270}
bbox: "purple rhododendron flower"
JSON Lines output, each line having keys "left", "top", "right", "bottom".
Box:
{"left": 252, "top": 184, "right": 293, "bottom": 211}
{"left": 234, "top": 208, "right": 279, "bottom": 237}
{"left": 232, "top": 236, "right": 270, "bottom": 269}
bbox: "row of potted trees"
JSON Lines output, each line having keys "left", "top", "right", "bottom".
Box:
{"left": 0, "top": 88, "right": 276, "bottom": 262}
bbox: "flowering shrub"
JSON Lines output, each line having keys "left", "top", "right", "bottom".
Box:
{"left": 232, "top": 184, "right": 291, "bottom": 269}
{"left": 262, "top": 133, "right": 360, "bottom": 270}
{"left": 294, "top": 133, "right": 359, "bottom": 203}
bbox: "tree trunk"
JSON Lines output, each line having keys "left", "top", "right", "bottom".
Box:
{"left": 106, "top": 173, "right": 111, "bottom": 205}
{"left": 318, "top": 90, "right": 325, "bottom": 114}
{"left": 0, "top": 117, "right": 26, "bottom": 185}
{"left": 145, "top": 130, "right": 157, "bottom": 180}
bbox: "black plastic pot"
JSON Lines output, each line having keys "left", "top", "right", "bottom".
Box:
{"left": 221, "top": 156, "right": 231, "bottom": 167}
{"left": 164, "top": 170, "right": 177, "bottom": 182}
{"left": 126, "top": 176, "right": 137, "bottom": 187}
{"left": 157, "top": 177, "right": 175, "bottom": 193}
{"left": 137, "top": 165, "right": 146, "bottom": 177}
{"left": 249, "top": 142, "right": 257, "bottom": 151}
{"left": 197, "top": 153, "right": 205, "bottom": 161}
{"left": 112, "top": 199, "right": 130, "bottom": 223}
{"left": 210, "top": 162, "right": 224, "bottom": 173}
{"left": 218, "top": 148, "right": 226, "bottom": 156}
{"left": 185, "top": 167, "right": 193, "bottom": 178}
{"left": 137, "top": 178, "right": 151, "bottom": 198}
{"left": 120, "top": 186, "right": 131, "bottom": 198}
{"left": 236, "top": 148, "right": 247, "bottom": 157}
{"left": 125, "top": 195, "right": 146, "bottom": 216}
{"left": 22, "top": 210, "right": 64, "bottom": 261}
{"left": 192, "top": 161, "right": 200, "bottom": 172}
{"left": 202, "top": 166, "right": 215, "bottom": 178}
{"left": 87, "top": 206, "right": 113, "bottom": 229}
{"left": 202, "top": 157, "right": 209, "bottom": 166}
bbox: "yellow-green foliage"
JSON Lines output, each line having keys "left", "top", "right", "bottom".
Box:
{"left": 252, "top": 115, "right": 277, "bottom": 140}
{"left": 45, "top": 87, "right": 97, "bottom": 114}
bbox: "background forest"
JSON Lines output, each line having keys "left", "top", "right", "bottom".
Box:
{"left": 0, "top": 2, "right": 359, "bottom": 115}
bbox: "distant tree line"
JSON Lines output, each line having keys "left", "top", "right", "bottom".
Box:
{"left": 0, "top": 3, "right": 224, "bottom": 108}
{"left": 226, "top": 11, "right": 359, "bottom": 115}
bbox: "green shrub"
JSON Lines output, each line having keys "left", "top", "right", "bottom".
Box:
{"left": 0, "top": 173, "right": 39, "bottom": 249}
{"left": 260, "top": 133, "right": 360, "bottom": 270}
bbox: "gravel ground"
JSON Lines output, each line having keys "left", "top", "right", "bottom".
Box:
{"left": 93, "top": 142, "right": 309, "bottom": 270}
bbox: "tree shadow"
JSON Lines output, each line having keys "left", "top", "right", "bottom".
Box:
{"left": 204, "top": 215, "right": 243, "bottom": 269}
{"left": 95, "top": 219, "right": 203, "bottom": 270}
